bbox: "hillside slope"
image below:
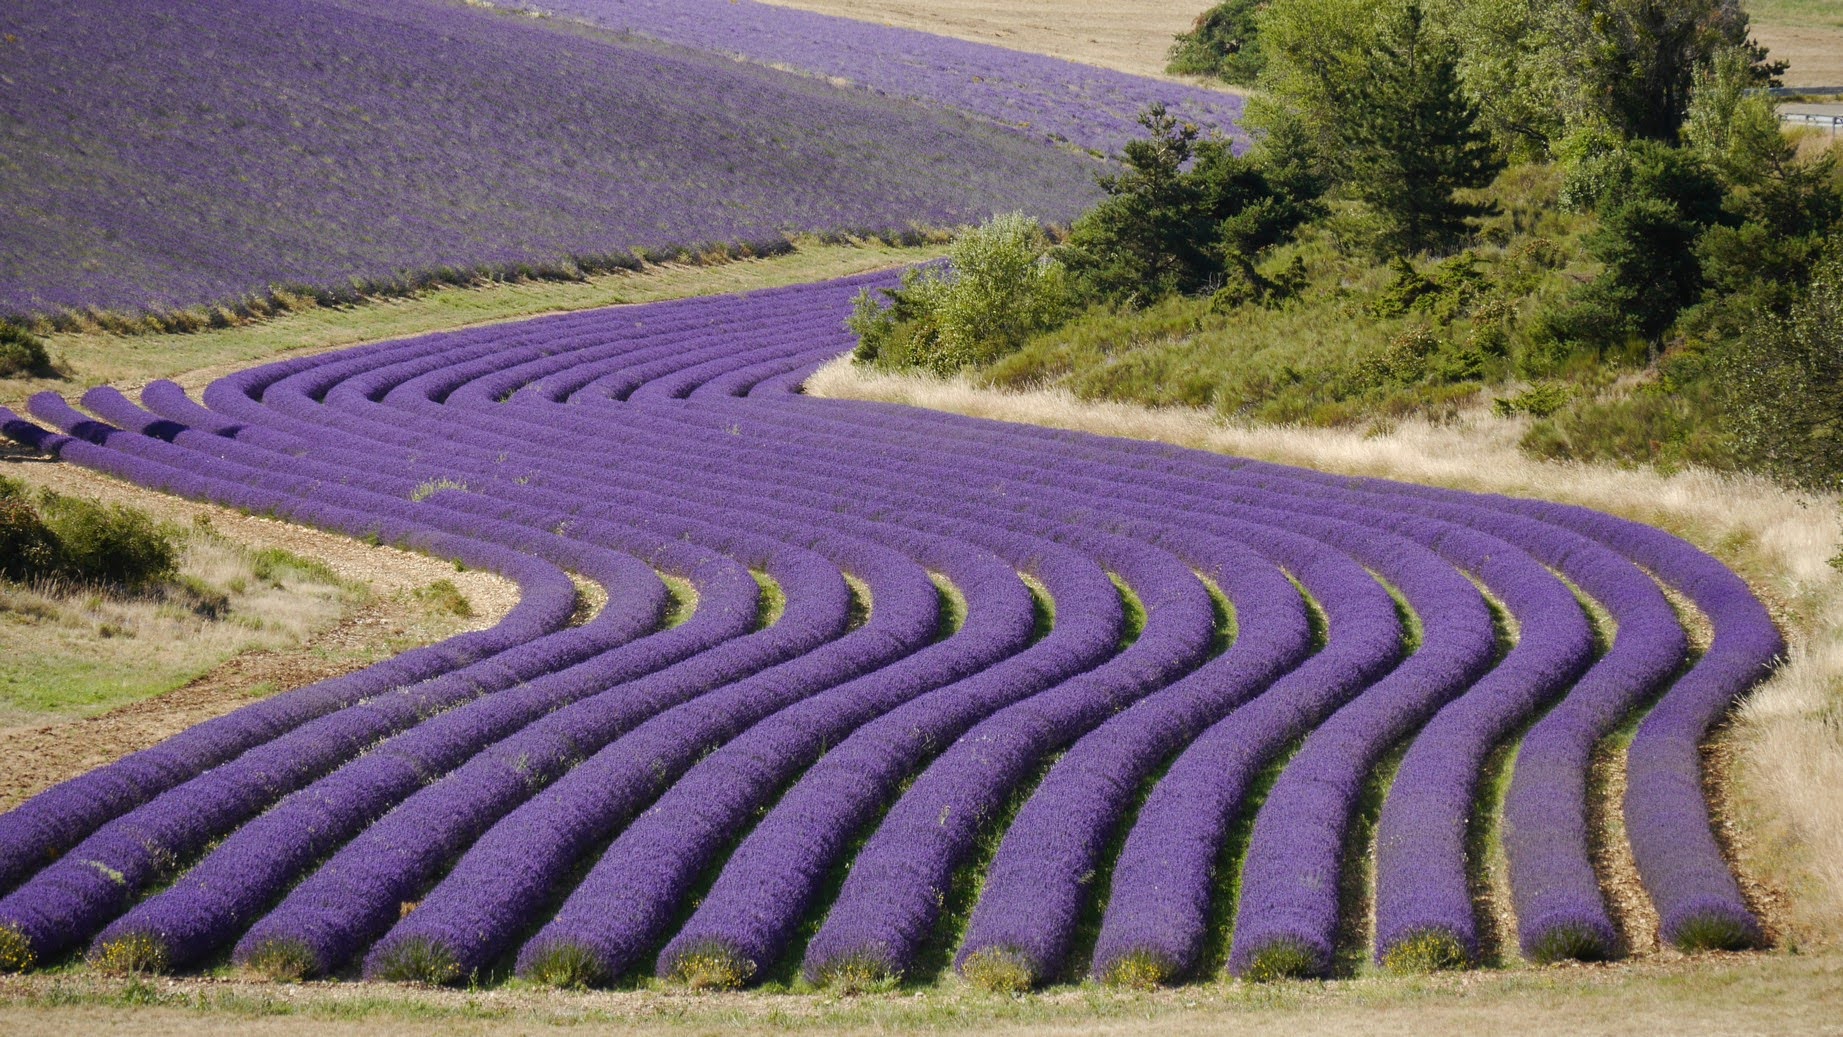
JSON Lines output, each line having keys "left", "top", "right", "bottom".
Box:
{"left": 0, "top": 0, "right": 1099, "bottom": 321}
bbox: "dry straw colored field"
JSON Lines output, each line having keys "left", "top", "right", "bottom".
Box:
{"left": 767, "top": 0, "right": 1843, "bottom": 86}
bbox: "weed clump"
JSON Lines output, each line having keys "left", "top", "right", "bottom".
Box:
{"left": 0, "top": 323, "right": 49, "bottom": 377}
{"left": 241, "top": 937, "right": 321, "bottom": 982}
{"left": 812, "top": 951, "right": 897, "bottom": 994}
{"left": 0, "top": 924, "right": 36, "bottom": 972}
{"left": 523, "top": 941, "right": 610, "bottom": 990}
{"left": 959, "top": 946, "right": 1035, "bottom": 994}
{"left": 0, "top": 478, "right": 178, "bottom": 592}
{"left": 1099, "top": 948, "right": 1178, "bottom": 990}
{"left": 1380, "top": 929, "right": 1470, "bottom": 974}
{"left": 368, "top": 937, "right": 464, "bottom": 985}
{"left": 1241, "top": 937, "right": 1322, "bottom": 982}
{"left": 91, "top": 931, "right": 172, "bottom": 975}
{"left": 664, "top": 941, "right": 756, "bottom": 990}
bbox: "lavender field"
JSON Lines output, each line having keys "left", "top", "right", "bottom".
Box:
{"left": 0, "top": 272, "right": 1779, "bottom": 987}
{"left": 0, "top": 0, "right": 1100, "bottom": 321}
{"left": 532, "top": 0, "right": 1246, "bottom": 157}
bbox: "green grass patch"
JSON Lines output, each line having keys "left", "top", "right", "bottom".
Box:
{"left": 659, "top": 573, "right": 698, "bottom": 630}
{"left": 1198, "top": 573, "right": 1239, "bottom": 658}
{"left": 752, "top": 570, "right": 786, "bottom": 631}
{"left": 930, "top": 571, "right": 968, "bottom": 643}
{"left": 843, "top": 573, "right": 873, "bottom": 632}
{"left": 1020, "top": 572, "right": 1055, "bottom": 645}
{"left": 1108, "top": 572, "right": 1146, "bottom": 650}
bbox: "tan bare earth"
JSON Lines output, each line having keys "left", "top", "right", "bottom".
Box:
{"left": 760, "top": 0, "right": 1229, "bottom": 84}
{"left": 0, "top": 597, "right": 431, "bottom": 811}
{"left": 766, "top": 2, "right": 1843, "bottom": 97}
{"left": 0, "top": 447, "right": 517, "bottom": 807}
{"left": 1754, "top": 23, "right": 1843, "bottom": 88}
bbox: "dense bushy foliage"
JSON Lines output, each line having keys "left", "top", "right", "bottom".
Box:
{"left": 1167, "top": 0, "right": 1269, "bottom": 84}
{"left": 1727, "top": 253, "right": 1843, "bottom": 490}
{"left": 0, "top": 477, "right": 177, "bottom": 592}
{"left": 0, "top": 325, "right": 48, "bottom": 377}
{"left": 849, "top": 214, "right": 1072, "bottom": 375}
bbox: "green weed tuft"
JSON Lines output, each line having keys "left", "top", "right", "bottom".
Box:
{"left": 1671, "top": 911, "right": 1759, "bottom": 953}
{"left": 959, "top": 947, "right": 1036, "bottom": 994}
{"left": 523, "top": 941, "right": 610, "bottom": 990}
{"left": 1099, "top": 948, "right": 1178, "bottom": 990}
{"left": 1380, "top": 929, "right": 1470, "bottom": 974}
{"left": 665, "top": 941, "right": 757, "bottom": 990}
{"left": 1242, "top": 938, "right": 1321, "bottom": 982}
{"left": 0, "top": 924, "right": 36, "bottom": 972}
{"left": 242, "top": 938, "right": 320, "bottom": 982}
{"left": 369, "top": 937, "right": 464, "bottom": 986}
{"left": 413, "top": 578, "right": 474, "bottom": 618}
{"left": 1526, "top": 923, "right": 1617, "bottom": 964}
{"left": 90, "top": 931, "right": 172, "bottom": 976}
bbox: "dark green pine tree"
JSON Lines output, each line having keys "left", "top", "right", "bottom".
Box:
{"left": 1339, "top": 2, "right": 1504, "bottom": 255}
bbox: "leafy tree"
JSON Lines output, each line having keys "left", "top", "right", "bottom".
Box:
{"left": 1337, "top": 2, "right": 1504, "bottom": 254}
{"left": 1059, "top": 103, "right": 1323, "bottom": 304}
{"left": 1727, "top": 252, "right": 1843, "bottom": 489}
{"left": 1587, "top": 0, "right": 1782, "bottom": 142}
{"left": 1167, "top": 0, "right": 1269, "bottom": 85}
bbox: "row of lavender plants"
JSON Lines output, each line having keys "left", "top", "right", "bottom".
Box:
{"left": 0, "top": 270, "right": 1778, "bottom": 987}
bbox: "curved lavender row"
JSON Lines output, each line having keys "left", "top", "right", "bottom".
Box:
{"left": 370, "top": 532, "right": 1105, "bottom": 984}
{"left": 5, "top": 398, "right": 673, "bottom": 964}
{"left": 1369, "top": 531, "right": 1596, "bottom": 966}
{"left": 236, "top": 534, "right": 981, "bottom": 979}
{"left": 1223, "top": 520, "right": 1497, "bottom": 979}
{"left": 946, "top": 528, "right": 1310, "bottom": 986}
{"left": 662, "top": 520, "right": 1319, "bottom": 988}
{"left": 1488, "top": 502, "right": 1784, "bottom": 950}
{"left": 515, "top": 532, "right": 1048, "bottom": 985}
{"left": 86, "top": 518, "right": 829, "bottom": 974}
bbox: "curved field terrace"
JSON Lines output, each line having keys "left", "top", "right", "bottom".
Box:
{"left": 0, "top": 271, "right": 1781, "bottom": 990}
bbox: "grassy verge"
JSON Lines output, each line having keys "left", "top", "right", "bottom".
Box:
{"left": 0, "top": 521, "right": 361, "bottom": 727}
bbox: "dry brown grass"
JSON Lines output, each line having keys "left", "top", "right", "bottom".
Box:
{"left": 807, "top": 359, "right": 1843, "bottom": 947}
{"left": 2, "top": 949, "right": 1840, "bottom": 1036}
{"left": 759, "top": 0, "right": 1234, "bottom": 84}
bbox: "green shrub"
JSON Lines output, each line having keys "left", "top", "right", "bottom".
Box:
{"left": 1380, "top": 929, "right": 1469, "bottom": 974}
{"left": 0, "top": 323, "right": 49, "bottom": 377}
{"left": 1725, "top": 253, "right": 1843, "bottom": 490}
{"left": 849, "top": 212, "right": 1072, "bottom": 375}
{"left": 1, "top": 480, "right": 179, "bottom": 592}
{"left": 35, "top": 490, "right": 178, "bottom": 592}
{"left": 1166, "top": 0, "right": 1267, "bottom": 84}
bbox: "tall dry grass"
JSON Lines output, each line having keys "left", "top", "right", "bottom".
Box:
{"left": 807, "top": 358, "right": 1843, "bottom": 945}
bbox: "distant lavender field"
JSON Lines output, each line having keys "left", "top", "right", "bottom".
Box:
{"left": 0, "top": 0, "right": 1099, "bottom": 320}
{"left": 533, "top": 0, "right": 1246, "bottom": 156}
